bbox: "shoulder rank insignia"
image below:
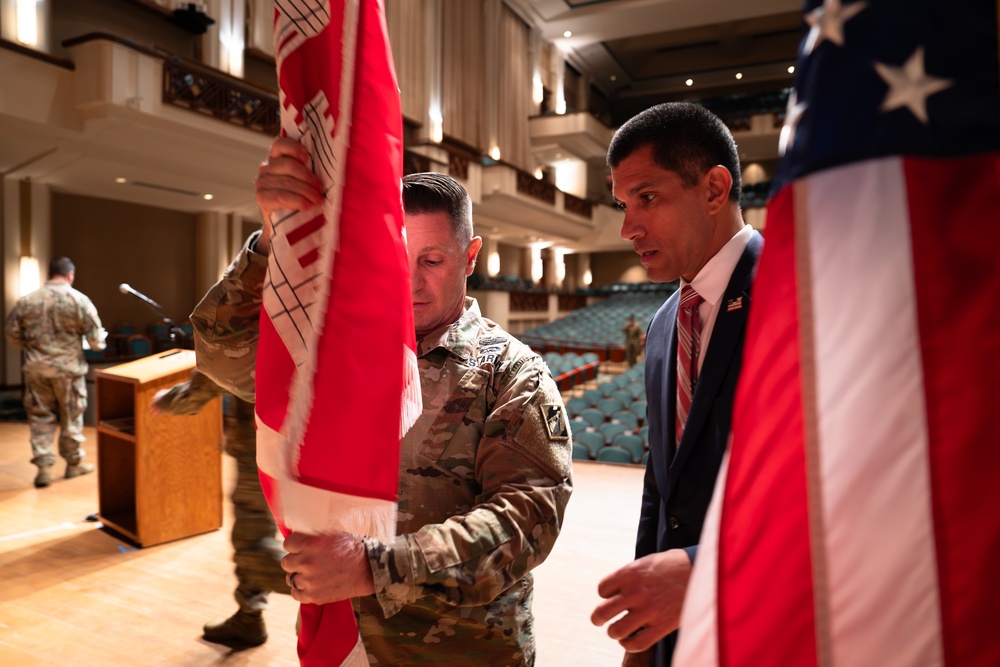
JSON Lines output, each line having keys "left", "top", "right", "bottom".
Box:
{"left": 540, "top": 404, "right": 570, "bottom": 441}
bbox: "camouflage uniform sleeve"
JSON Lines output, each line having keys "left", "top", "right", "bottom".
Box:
{"left": 190, "top": 231, "right": 267, "bottom": 403}
{"left": 363, "top": 354, "right": 573, "bottom": 617}
{"left": 79, "top": 294, "right": 106, "bottom": 351}
{"left": 5, "top": 304, "right": 25, "bottom": 349}
{"left": 154, "top": 369, "right": 226, "bottom": 416}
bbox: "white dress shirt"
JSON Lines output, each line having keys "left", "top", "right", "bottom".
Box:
{"left": 681, "top": 224, "right": 754, "bottom": 373}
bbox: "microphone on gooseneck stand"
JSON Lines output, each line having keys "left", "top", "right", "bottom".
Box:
{"left": 118, "top": 283, "right": 164, "bottom": 313}
{"left": 118, "top": 283, "right": 187, "bottom": 348}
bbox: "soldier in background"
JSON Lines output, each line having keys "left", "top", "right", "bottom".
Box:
{"left": 154, "top": 369, "right": 289, "bottom": 647}
{"left": 193, "top": 149, "right": 574, "bottom": 665}
{"left": 623, "top": 314, "right": 644, "bottom": 367}
{"left": 5, "top": 256, "right": 105, "bottom": 488}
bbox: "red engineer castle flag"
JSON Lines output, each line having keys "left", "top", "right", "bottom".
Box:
{"left": 255, "top": 1, "right": 419, "bottom": 665}
{"left": 676, "top": 1, "right": 1000, "bottom": 666}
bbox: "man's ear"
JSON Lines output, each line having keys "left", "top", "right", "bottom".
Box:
{"left": 705, "top": 165, "right": 733, "bottom": 215}
{"left": 466, "top": 236, "right": 484, "bottom": 276}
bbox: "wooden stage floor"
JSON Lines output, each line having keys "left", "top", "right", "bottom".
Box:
{"left": 0, "top": 422, "right": 644, "bottom": 666}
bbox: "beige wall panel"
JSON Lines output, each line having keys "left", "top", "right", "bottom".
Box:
{"left": 51, "top": 193, "right": 197, "bottom": 331}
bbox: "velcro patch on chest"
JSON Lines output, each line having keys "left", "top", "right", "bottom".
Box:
{"left": 539, "top": 403, "right": 570, "bottom": 441}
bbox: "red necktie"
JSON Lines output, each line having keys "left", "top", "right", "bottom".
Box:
{"left": 676, "top": 285, "right": 704, "bottom": 444}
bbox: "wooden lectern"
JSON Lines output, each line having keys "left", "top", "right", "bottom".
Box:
{"left": 94, "top": 349, "right": 223, "bottom": 547}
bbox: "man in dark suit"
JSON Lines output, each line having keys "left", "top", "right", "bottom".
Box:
{"left": 591, "top": 102, "right": 764, "bottom": 667}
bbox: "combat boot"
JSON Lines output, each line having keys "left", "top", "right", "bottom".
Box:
{"left": 34, "top": 466, "right": 52, "bottom": 488}
{"left": 65, "top": 462, "right": 95, "bottom": 479}
{"left": 203, "top": 609, "right": 267, "bottom": 647}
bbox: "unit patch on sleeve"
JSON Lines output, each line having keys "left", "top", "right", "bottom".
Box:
{"left": 539, "top": 404, "right": 570, "bottom": 441}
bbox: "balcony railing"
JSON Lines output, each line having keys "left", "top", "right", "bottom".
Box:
{"left": 162, "top": 57, "right": 279, "bottom": 135}
{"left": 516, "top": 169, "right": 556, "bottom": 205}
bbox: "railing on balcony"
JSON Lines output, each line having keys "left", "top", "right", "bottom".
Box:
{"left": 448, "top": 152, "right": 469, "bottom": 180}
{"left": 564, "top": 192, "right": 593, "bottom": 219}
{"left": 162, "top": 57, "right": 279, "bottom": 135}
{"left": 516, "top": 169, "right": 556, "bottom": 205}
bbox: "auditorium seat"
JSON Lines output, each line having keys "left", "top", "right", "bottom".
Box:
{"left": 566, "top": 396, "right": 590, "bottom": 417}
{"left": 597, "top": 446, "right": 633, "bottom": 464}
{"left": 126, "top": 334, "right": 153, "bottom": 357}
{"left": 575, "top": 431, "right": 604, "bottom": 459}
{"left": 596, "top": 397, "right": 624, "bottom": 417}
{"left": 613, "top": 434, "right": 645, "bottom": 463}
{"left": 579, "top": 408, "right": 605, "bottom": 429}
{"left": 611, "top": 410, "right": 639, "bottom": 431}
{"left": 612, "top": 390, "right": 633, "bottom": 406}
{"left": 599, "top": 421, "right": 629, "bottom": 445}
{"left": 569, "top": 419, "right": 589, "bottom": 436}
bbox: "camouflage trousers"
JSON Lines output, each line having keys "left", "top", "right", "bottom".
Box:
{"left": 24, "top": 372, "right": 87, "bottom": 468}
{"left": 626, "top": 344, "right": 642, "bottom": 367}
{"left": 227, "top": 398, "right": 290, "bottom": 611}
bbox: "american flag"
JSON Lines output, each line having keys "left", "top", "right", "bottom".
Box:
{"left": 676, "top": 1, "right": 1000, "bottom": 666}
{"left": 255, "top": 1, "right": 419, "bottom": 665}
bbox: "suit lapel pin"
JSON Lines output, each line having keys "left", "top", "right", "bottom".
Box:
{"left": 727, "top": 297, "right": 743, "bottom": 312}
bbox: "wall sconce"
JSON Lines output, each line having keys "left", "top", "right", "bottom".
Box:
{"left": 220, "top": 29, "right": 244, "bottom": 77}
{"left": 582, "top": 269, "right": 592, "bottom": 286}
{"left": 16, "top": 0, "right": 40, "bottom": 46}
{"left": 487, "top": 251, "right": 500, "bottom": 277}
{"left": 489, "top": 145, "right": 501, "bottom": 161}
{"left": 19, "top": 256, "right": 40, "bottom": 296}
{"left": 429, "top": 107, "right": 443, "bottom": 143}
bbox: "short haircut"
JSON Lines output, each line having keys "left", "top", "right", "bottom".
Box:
{"left": 607, "top": 102, "right": 742, "bottom": 202}
{"left": 49, "top": 257, "right": 75, "bottom": 279}
{"left": 402, "top": 172, "right": 474, "bottom": 248}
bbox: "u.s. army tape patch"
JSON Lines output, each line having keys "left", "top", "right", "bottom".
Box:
{"left": 540, "top": 404, "right": 569, "bottom": 441}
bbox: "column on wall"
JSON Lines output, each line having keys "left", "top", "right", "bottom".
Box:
{"left": 530, "top": 28, "right": 544, "bottom": 116}
{"left": 541, "top": 247, "right": 556, "bottom": 289}
{"left": 550, "top": 46, "right": 566, "bottom": 115}
{"left": 194, "top": 211, "right": 231, "bottom": 300}
{"left": 247, "top": 0, "right": 274, "bottom": 57}
{"left": 387, "top": 0, "right": 435, "bottom": 136}
{"left": 522, "top": 245, "right": 544, "bottom": 284}
{"left": 576, "top": 252, "right": 592, "bottom": 290}
{"left": 204, "top": 0, "right": 246, "bottom": 77}
{"left": 483, "top": 0, "right": 501, "bottom": 161}
{"left": 442, "top": 0, "right": 485, "bottom": 151}
{"left": 477, "top": 235, "right": 499, "bottom": 277}
{"left": 424, "top": 0, "right": 442, "bottom": 142}
{"left": 1, "top": 177, "right": 51, "bottom": 385}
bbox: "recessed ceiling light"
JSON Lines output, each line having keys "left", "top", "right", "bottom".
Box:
{"left": 685, "top": 79, "right": 693, "bottom": 86}
{"left": 203, "top": 194, "right": 214, "bottom": 200}
{"left": 610, "top": 75, "right": 617, "bottom": 81}
{"left": 735, "top": 72, "right": 743, "bottom": 80}
{"left": 563, "top": 30, "right": 572, "bottom": 38}
{"left": 788, "top": 65, "right": 795, "bottom": 74}
{"left": 115, "top": 177, "right": 126, "bottom": 184}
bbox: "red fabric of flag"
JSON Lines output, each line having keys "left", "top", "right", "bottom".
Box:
{"left": 256, "top": 1, "right": 418, "bottom": 665}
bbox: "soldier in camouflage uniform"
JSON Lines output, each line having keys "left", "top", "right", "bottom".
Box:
{"left": 154, "top": 369, "right": 290, "bottom": 647}
{"left": 623, "top": 315, "right": 644, "bottom": 367}
{"left": 195, "top": 150, "right": 573, "bottom": 665}
{"left": 5, "top": 257, "right": 105, "bottom": 488}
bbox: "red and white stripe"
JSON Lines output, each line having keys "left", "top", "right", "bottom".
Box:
{"left": 676, "top": 154, "right": 1000, "bottom": 667}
